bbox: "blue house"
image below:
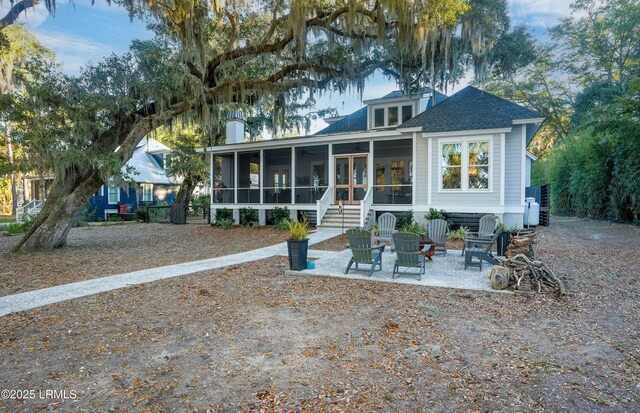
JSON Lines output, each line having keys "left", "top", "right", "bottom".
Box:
{"left": 89, "top": 138, "right": 182, "bottom": 220}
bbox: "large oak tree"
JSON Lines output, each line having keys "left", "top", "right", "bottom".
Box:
{"left": 2, "top": 0, "right": 511, "bottom": 251}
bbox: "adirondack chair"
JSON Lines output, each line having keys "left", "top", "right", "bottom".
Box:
{"left": 462, "top": 214, "right": 498, "bottom": 255}
{"left": 372, "top": 212, "right": 397, "bottom": 251}
{"left": 345, "top": 228, "right": 385, "bottom": 277}
{"left": 428, "top": 219, "right": 449, "bottom": 255}
{"left": 392, "top": 232, "right": 425, "bottom": 280}
{"left": 464, "top": 230, "right": 500, "bottom": 270}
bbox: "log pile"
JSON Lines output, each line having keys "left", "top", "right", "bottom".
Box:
{"left": 489, "top": 230, "right": 566, "bottom": 295}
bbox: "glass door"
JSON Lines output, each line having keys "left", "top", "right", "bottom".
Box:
{"left": 334, "top": 154, "right": 368, "bottom": 204}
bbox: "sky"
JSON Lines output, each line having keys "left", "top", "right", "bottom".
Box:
{"left": 2, "top": 0, "right": 574, "bottom": 134}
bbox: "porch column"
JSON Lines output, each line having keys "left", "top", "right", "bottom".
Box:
{"left": 328, "top": 143, "right": 334, "bottom": 204}
{"left": 368, "top": 140, "right": 374, "bottom": 193}
{"left": 259, "top": 149, "right": 264, "bottom": 204}
{"left": 291, "top": 146, "right": 296, "bottom": 205}
{"left": 412, "top": 132, "right": 417, "bottom": 204}
{"left": 233, "top": 151, "right": 238, "bottom": 205}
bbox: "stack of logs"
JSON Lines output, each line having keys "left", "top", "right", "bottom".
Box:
{"left": 489, "top": 230, "right": 566, "bottom": 295}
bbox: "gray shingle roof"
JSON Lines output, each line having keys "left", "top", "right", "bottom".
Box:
{"left": 315, "top": 106, "right": 368, "bottom": 135}
{"left": 315, "top": 87, "right": 447, "bottom": 136}
{"left": 400, "top": 86, "right": 543, "bottom": 133}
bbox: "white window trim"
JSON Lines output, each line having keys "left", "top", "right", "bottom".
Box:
{"left": 108, "top": 180, "right": 120, "bottom": 204}
{"left": 142, "top": 183, "right": 153, "bottom": 202}
{"left": 438, "top": 136, "right": 493, "bottom": 193}
{"left": 371, "top": 103, "right": 414, "bottom": 129}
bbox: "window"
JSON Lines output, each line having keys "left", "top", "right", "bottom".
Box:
{"left": 372, "top": 104, "right": 414, "bottom": 128}
{"left": 441, "top": 143, "right": 462, "bottom": 190}
{"left": 374, "top": 108, "right": 385, "bottom": 127}
{"left": 468, "top": 142, "right": 489, "bottom": 189}
{"left": 440, "top": 139, "right": 491, "bottom": 191}
{"left": 402, "top": 105, "right": 413, "bottom": 122}
{"left": 142, "top": 184, "right": 153, "bottom": 202}
{"left": 295, "top": 145, "right": 328, "bottom": 203}
{"left": 388, "top": 107, "right": 398, "bottom": 126}
{"left": 108, "top": 180, "right": 120, "bottom": 204}
{"left": 213, "top": 153, "right": 235, "bottom": 203}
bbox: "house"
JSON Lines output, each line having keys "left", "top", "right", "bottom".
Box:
{"left": 201, "top": 86, "right": 544, "bottom": 229}
{"left": 89, "top": 138, "right": 181, "bottom": 220}
{"left": 21, "top": 138, "right": 181, "bottom": 221}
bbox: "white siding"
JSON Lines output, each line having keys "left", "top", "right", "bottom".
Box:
{"left": 415, "top": 137, "right": 430, "bottom": 205}
{"left": 504, "top": 126, "right": 524, "bottom": 207}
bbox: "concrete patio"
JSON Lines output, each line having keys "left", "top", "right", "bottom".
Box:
{"left": 285, "top": 247, "right": 507, "bottom": 293}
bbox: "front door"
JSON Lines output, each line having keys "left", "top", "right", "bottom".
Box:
{"left": 335, "top": 155, "right": 367, "bottom": 204}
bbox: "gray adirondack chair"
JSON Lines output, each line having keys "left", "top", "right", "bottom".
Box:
{"left": 462, "top": 214, "right": 498, "bottom": 255}
{"left": 392, "top": 232, "right": 425, "bottom": 280}
{"left": 346, "top": 228, "right": 385, "bottom": 277}
{"left": 428, "top": 219, "right": 449, "bottom": 255}
{"left": 464, "top": 229, "right": 500, "bottom": 270}
{"left": 372, "top": 212, "right": 397, "bottom": 251}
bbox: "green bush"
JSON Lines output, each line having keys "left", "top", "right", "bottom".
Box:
{"left": 72, "top": 203, "right": 97, "bottom": 227}
{"left": 425, "top": 208, "right": 446, "bottom": 220}
{"left": 108, "top": 214, "right": 123, "bottom": 223}
{"left": 239, "top": 207, "right": 259, "bottom": 227}
{"left": 135, "top": 208, "right": 149, "bottom": 222}
{"left": 275, "top": 219, "right": 290, "bottom": 231}
{"left": 400, "top": 222, "right": 426, "bottom": 235}
{"left": 271, "top": 206, "right": 289, "bottom": 224}
{"left": 191, "top": 195, "right": 210, "bottom": 205}
{"left": 447, "top": 226, "right": 469, "bottom": 241}
{"left": 217, "top": 218, "right": 234, "bottom": 229}
{"left": 5, "top": 215, "right": 34, "bottom": 235}
{"left": 396, "top": 211, "right": 413, "bottom": 229}
{"left": 215, "top": 207, "right": 233, "bottom": 223}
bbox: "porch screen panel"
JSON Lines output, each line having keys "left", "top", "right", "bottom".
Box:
{"left": 295, "top": 145, "right": 328, "bottom": 203}
{"left": 263, "top": 148, "right": 292, "bottom": 203}
{"left": 373, "top": 139, "right": 413, "bottom": 204}
{"left": 237, "top": 151, "right": 260, "bottom": 203}
{"left": 213, "top": 154, "right": 235, "bottom": 203}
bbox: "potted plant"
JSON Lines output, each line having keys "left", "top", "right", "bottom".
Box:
{"left": 496, "top": 223, "right": 510, "bottom": 256}
{"left": 287, "top": 219, "right": 309, "bottom": 271}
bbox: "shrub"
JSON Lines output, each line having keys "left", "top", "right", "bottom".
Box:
{"left": 287, "top": 219, "right": 309, "bottom": 240}
{"left": 275, "top": 219, "right": 290, "bottom": 231}
{"left": 135, "top": 208, "right": 149, "bottom": 222}
{"left": 108, "top": 214, "right": 123, "bottom": 223}
{"left": 215, "top": 207, "right": 233, "bottom": 223}
{"left": 271, "top": 206, "right": 289, "bottom": 225}
{"left": 400, "top": 222, "right": 426, "bottom": 235}
{"left": 425, "top": 208, "right": 446, "bottom": 220}
{"left": 6, "top": 215, "right": 34, "bottom": 235}
{"left": 239, "top": 207, "right": 259, "bottom": 227}
{"left": 190, "top": 195, "right": 211, "bottom": 205}
{"left": 396, "top": 210, "right": 413, "bottom": 229}
{"left": 72, "top": 203, "right": 97, "bottom": 227}
{"left": 217, "top": 218, "right": 234, "bottom": 229}
{"left": 447, "top": 226, "right": 469, "bottom": 241}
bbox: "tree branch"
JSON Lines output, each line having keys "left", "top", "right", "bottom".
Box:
{"left": 0, "top": 0, "right": 37, "bottom": 31}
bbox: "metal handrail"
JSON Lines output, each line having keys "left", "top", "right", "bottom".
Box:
{"left": 316, "top": 185, "right": 333, "bottom": 226}
{"left": 360, "top": 187, "right": 374, "bottom": 228}
{"left": 16, "top": 199, "right": 43, "bottom": 221}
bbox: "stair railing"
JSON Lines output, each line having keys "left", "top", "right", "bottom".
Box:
{"left": 316, "top": 186, "right": 333, "bottom": 226}
{"left": 16, "top": 199, "right": 43, "bottom": 221}
{"left": 360, "top": 187, "right": 373, "bottom": 228}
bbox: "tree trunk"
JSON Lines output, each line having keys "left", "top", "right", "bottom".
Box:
{"left": 15, "top": 101, "right": 188, "bottom": 252}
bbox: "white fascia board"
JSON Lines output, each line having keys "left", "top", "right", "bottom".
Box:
{"left": 396, "top": 126, "right": 423, "bottom": 133}
{"left": 526, "top": 151, "right": 538, "bottom": 161}
{"left": 204, "top": 130, "right": 405, "bottom": 153}
{"left": 363, "top": 95, "right": 422, "bottom": 105}
{"left": 420, "top": 127, "right": 512, "bottom": 138}
{"left": 513, "top": 117, "right": 545, "bottom": 125}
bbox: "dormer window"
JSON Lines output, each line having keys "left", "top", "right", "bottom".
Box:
{"left": 374, "top": 108, "right": 385, "bottom": 127}
{"left": 371, "top": 104, "right": 414, "bottom": 129}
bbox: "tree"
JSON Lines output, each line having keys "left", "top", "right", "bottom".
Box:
{"left": 8, "top": 0, "right": 513, "bottom": 251}
{"left": 0, "top": 25, "right": 55, "bottom": 215}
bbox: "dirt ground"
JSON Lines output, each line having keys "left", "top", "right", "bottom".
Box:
{"left": 0, "top": 223, "right": 287, "bottom": 297}
{"left": 0, "top": 217, "right": 639, "bottom": 412}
